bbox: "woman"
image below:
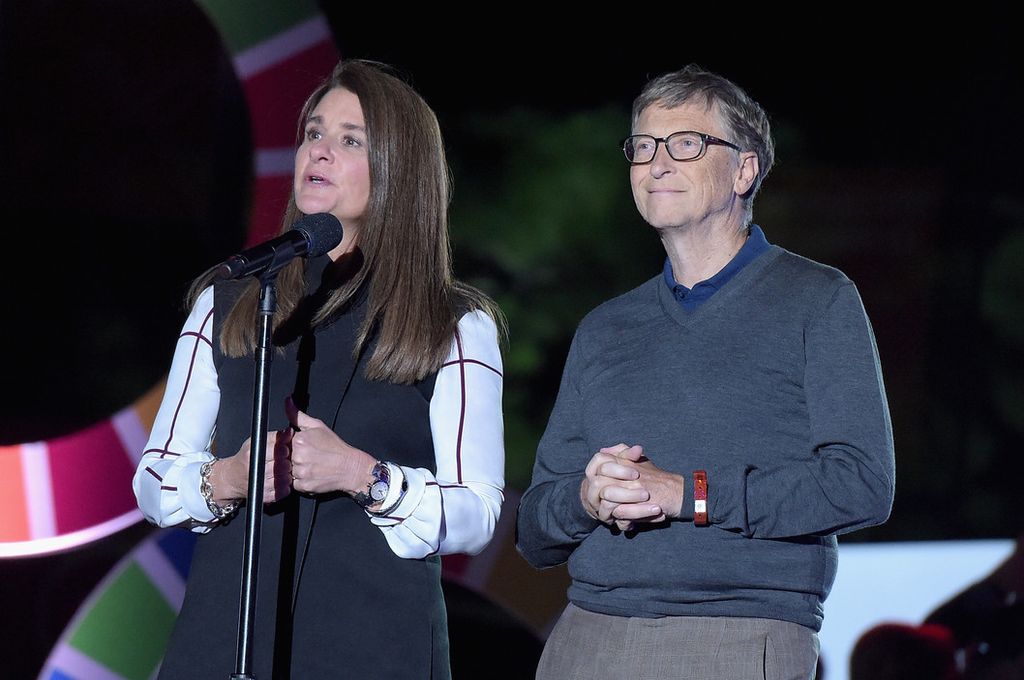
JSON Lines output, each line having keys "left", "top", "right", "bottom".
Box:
{"left": 133, "top": 59, "right": 505, "bottom": 679}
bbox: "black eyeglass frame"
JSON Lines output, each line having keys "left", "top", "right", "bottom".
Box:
{"left": 621, "top": 130, "right": 741, "bottom": 164}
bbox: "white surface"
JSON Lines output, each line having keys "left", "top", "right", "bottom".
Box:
{"left": 819, "top": 539, "right": 1014, "bottom": 680}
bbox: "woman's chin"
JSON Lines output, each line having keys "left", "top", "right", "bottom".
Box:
{"left": 295, "top": 197, "right": 333, "bottom": 216}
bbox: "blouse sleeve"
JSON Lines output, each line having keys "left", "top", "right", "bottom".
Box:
{"left": 131, "top": 286, "right": 221, "bottom": 532}
{"left": 368, "top": 310, "right": 505, "bottom": 558}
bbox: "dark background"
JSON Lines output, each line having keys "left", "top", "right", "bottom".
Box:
{"left": 1, "top": 2, "right": 1021, "bottom": 677}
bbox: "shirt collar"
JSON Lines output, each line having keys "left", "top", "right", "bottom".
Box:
{"left": 662, "top": 224, "right": 770, "bottom": 309}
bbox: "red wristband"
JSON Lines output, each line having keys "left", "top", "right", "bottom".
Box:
{"left": 693, "top": 470, "right": 708, "bottom": 526}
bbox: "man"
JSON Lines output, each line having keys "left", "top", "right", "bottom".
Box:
{"left": 515, "top": 64, "right": 895, "bottom": 680}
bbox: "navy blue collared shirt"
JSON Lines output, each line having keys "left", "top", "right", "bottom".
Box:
{"left": 663, "top": 224, "right": 770, "bottom": 312}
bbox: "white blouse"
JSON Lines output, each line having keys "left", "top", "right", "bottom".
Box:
{"left": 132, "top": 287, "right": 505, "bottom": 558}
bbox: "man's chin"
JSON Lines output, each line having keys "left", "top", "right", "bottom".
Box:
{"left": 647, "top": 218, "right": 691, "bottom": 232}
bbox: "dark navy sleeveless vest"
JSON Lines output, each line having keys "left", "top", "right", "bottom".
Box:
{"left": 158, "top": 255, "right": 449, "bottom": 679}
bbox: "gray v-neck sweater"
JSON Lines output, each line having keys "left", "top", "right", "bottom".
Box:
{"left": 517, "top": 244, "right": 895, "bottom": 631}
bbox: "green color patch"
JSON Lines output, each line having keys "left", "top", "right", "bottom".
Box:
{"left": 68, "top": 563, "right": 177, "bottom": 680}
{"left": 196, "top": 0, "right": 320, "bottom": 54}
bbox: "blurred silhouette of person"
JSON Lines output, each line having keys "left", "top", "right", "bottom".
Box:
{"left": 849, "top": 622, "right": 960, "bottom": 680}
{"left": 925, "top": 533, "right": 1024, "bottom": 679}
{"left": 847, "top": 533, "right": 1024, "bottom": 680}
{"left": 516, "top": 63, "right": 895, "bottom": 680}
{"left": 133, "top": 59, "right": 506, "bottom": 679}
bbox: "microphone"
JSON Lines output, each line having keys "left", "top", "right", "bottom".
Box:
{"left": 216, "top": 212, "right": 344, "bottom": 280}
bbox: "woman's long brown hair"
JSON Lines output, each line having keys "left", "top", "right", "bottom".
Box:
{"left": 187, "top": 59, "right": 503, "bottom": 384}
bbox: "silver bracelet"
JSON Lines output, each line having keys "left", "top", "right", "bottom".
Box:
{"left": 200, "top": 460, "right": 240, "bottom": 520}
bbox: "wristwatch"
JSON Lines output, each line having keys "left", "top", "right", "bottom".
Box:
{"left": 353, "top": 461, "right": 390, "bottom": 508}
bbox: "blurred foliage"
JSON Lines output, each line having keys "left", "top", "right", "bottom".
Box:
{"left": 981, "top": 219, "right": 1024, "bottom": 434}
{"left": 920, "top": 190, "right": 1024, "bottom": 540}
{"left": 446, "top": 106, "right": 664, "bottom": 490}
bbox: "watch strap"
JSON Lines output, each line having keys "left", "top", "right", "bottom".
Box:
{"left": 693, "top": 470, "right": 708, "bottom": 526}
{"left": 368, "top": 464, "right": 408, "bottom": 516}
{"left": 353, "top": 461, "right": 390, "bottom": 508}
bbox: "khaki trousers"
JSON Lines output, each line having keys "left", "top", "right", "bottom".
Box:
{"left": 535, "top": 603, "right": 819, "bottom": 680}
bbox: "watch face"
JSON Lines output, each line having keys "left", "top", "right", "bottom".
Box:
{"left": 369, "top": 480, "right": 389, "bottom": 502}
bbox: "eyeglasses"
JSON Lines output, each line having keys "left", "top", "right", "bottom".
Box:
{"left": 621, "top": 130, "right": 740, "bottom": 164}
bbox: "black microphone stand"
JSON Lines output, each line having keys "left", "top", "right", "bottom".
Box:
{"left": 229, "top": 255, "right": 291, "bottom": 679}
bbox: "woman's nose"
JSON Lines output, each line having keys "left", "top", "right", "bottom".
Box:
{"left": 309, "top": 138, "right": 332, "bottom": 161}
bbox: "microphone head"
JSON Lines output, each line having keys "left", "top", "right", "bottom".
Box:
{"left": 294, "top": 212, "right": 344, "bottom": 257}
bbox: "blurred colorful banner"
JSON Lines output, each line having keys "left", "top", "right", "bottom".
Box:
{"left": 0, "top": 0, "right": 337, "bottom": 560}
{"left": 37, "top": 529, "right": 197, "bottom": 680}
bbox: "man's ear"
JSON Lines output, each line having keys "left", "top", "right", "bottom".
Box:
{"left": 734, "top": 152, "right": 759, "bottom": 196}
